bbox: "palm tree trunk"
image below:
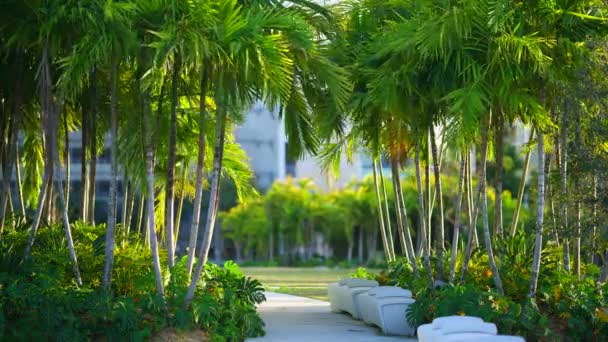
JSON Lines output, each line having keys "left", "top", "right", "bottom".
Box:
{"left": 15, "top": 142, "right": 26, "bottom": 217}
{"left": 372, "top": 160, "right": 393, "bottom": 261}
{"left": 425, "top": 134, "right": 432, "bottom": 254}
{"left": 494, "top": 115, "right": 504, "bottom": 238}
{"left": 122, "top": 177, "right": 129, "bottom": 228}
{"left": 529, "top": 129, "right": 545, "bottom": 297}
{"left": 126, "top": 181, "right": 136, "bottom": 238}
{"left": 461, "top": 137, "right": 489, "bottom": 284}
{"left": 25, "top": 171, "right": 50, "bottom": 259}
{"left": 0, "top": 115, "right": 18, "bottom": 232}
{"left": 88, "top": 118, "right": 97, "bottom": 224}
{"left": 591, "top": 175, "right": 597, "bottom": 264}
{"left": 103, "top": 60, "right": 119, "bottom": 288}
{"left": 390, "top": 159, "right": 408, "bottom": 258}
{"left": 63, "top": 115, "right": 70, "bottom": 214}
{"left": 184, "top": 93, "right": 227, "bottom": 308}
{"left": 165, "top": 57, "right": 180, "bottom": 269}
{"left": 142, "top": 78, "right": 165, "bottom": 296}
{"left": 53, "top": 134, "right": 83, "bottom": 286}
{"left": 560, "top": 111, "right": 570, "bottom": 273}
{"left": 478, "top": 120, "right": 504, "bottom": 294}
{"left": 415, "top": 142, "right": 433, "bottom": 286}
{"left": 185, "top": 64, "right": 209, "bottom": 276}
{"left": 174, "top": 162, "right": 187, "bottom": 249}
{"left": 392, "top": 158, "right": 418, "bottom": 274}
{"left": 367, "top": 230, "right": 377, "bottom": 262}
{"left": 449, "top": 155, "right": 466, "bottom": 284}
{"left": 430, "top": 127, "right": 445, "bottom": 280}
{"left": 467, "top": 150, "right": 479, "bottom": 247}
{"left": 136, "top": 193, "right": 144, "bottom": 235}
{"left": 575, "top": 200, "right": 581, "bottom": 278}
{"left": 378, "top": 161, "right": 396, "bottom": 259}
{"left": 80, "top": 102, "right": 88, "bottom": 222}
{"left": 510, "top": 130, "right": 534, "bottom": 236}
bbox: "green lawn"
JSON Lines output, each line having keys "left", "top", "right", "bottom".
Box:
{"left": 241, "top": 267, "right": 374, "bottom": 301}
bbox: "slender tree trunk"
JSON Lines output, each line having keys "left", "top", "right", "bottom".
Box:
{"left": 0, "top": 115, "right": 17, "bottom": 232}
{"left": 449, "top": 155, "right": 466, "bottom": 284}
{"left": 392, "top": 158, "right": 418, "bottom": 275}
{"left": 15, "top": 142, "right": 25, "bottom": 217}
{"left": 415, "top": 142, "right": 433, "bottom": 286}
{"left": 25, "top": 171, "right": 50, "bottom": 259}
{"left": 378, "top": 160, "right": 396, "bottom": 259}
{"left": 529, "top": 129, "right": 545, "bottom": 297}
{"left": 347, "top": 237, "right": 354, "bottom": 263}
{"left": 591, "top": 175, "right": 597, "bottom": 264}
{"left": 467, "top": 150, "right": 479, "bottom": 247}
{"left": 103, "top": 60, "right": 120, "bottom": 288}
{"left": 425, "top": 133, "right": 432, "bottom": 254}
{"left": 165, "top": 57, "right": 180, "bottom": 269}
{"left": 575, "top": 200, "right": 581, "bottom": 278}
{"left": 136, "top": 193, "right": 145, "bottom": 235}
{"left": 122, "top": 177, "right": 129, "bottom": 227}
{"left": 184, "top": 90, "right": 227, "bottom": 308}
{"left": 185, "top": 65, "right": 209, "bottom": 276}
{"left": 126, "top": 182, "right": 135, "bottom": 238}
{"left": 174, "top": 162, "right": 187, "bottom": 250}
{"left": 461, "top": 133, "right": 490, "bottom": 284}
{"left": 80, "top": 102, "right": 88, "bottom": 222}
{"left": 494, "top": 115, "right": 504, "bottom": 237}
{"left": 510, "top": 130, "right": 534, "bottom": 236}
{"left": 88, "top": 115, "right": 97, "bottom": 224}
{"left": 390, "top": 159, "right": 408, "bottom": 258}
{"left": 372, "top": 160, "right": 393, "bottom": 261}
{"left": 63, "top": 115, "right": 70, "bottom": 214}
{"left": 430, "top": 128, "right": 445, "bottom": 280}
{"left": 142, "top": 73, "right": 165, "bottom": 296}
{"left": 560, "top": 111, "right": 570, "bottom": 273}
{"left": 478, "top": 120, "right": 504, "bottom": 294}
{"left": 53, "top": 133, "right": 83, "bottom": 286}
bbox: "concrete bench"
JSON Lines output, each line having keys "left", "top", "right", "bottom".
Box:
{"left": 417, "top": 316, "right": 496, "bottom": 342}
{"left": 355, "top": 286, "right": 416, "bottom": 336}
{"left": 327, "top": 278, "right": 378, "bottom": 318}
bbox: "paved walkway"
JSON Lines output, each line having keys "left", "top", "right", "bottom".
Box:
{"left": 248, "top": 292, "right": 416, "bottom": 342}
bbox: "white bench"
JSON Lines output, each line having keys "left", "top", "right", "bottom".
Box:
{"left": 418, "top": 315, "right": 496, "bottom": 342}
{"left": 327, "top": 278, "right": 378, "bottom": 318}
{"left": 355, "top": 286, "right": 416, "bottom": 336}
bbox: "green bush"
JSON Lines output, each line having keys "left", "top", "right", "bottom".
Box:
{"left": 0, "top": 223, "right": 266, "bottom": 341}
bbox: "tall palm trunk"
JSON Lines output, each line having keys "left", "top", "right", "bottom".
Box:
{"left": 143, "top": 82, "right": 164, "bottom": 296}
{"left": 174, "top": 162, "right": 188, "bottom": 249}
{"left": 478, "top": 121, "right": 504, "bottom": 294}
{"left": 430, "top": 128, "right": 445, "bottom": 280}
{"left": 88, "top": 104, "right": 97, "bottom": 224}
{"left": 186, "top": 64, "right": 209, "bottom": 276}
{"left": 510, "top": 130, "right": 534, "bottom": 236}
{"left": 53, "top": 126, "right": 83, "bottom": 286}
{"left": 529, "top": 129, "right": 545, "bottom": 297}
{"left": 25, "top": 171, "right": 50, "bottom": 259}
{"left": 591, "top": 175, "right": 597, "bottom": 264}
{"left": 63, "top": 115, "right": 70, "bottom": 213}
{"left": 103, "top": 60, "right": 119, "bottom": 288}
{"left": 560, "top": 111, "right": 570, "bottom": 273}
{"left": 414, "top": 142, "right": 433, "bottom": 286}
{"left": 80, "top": 101, "right": 88, "bottom": 222}
{"left": 378, "top": 161, "right": 396, "bottom": 259}
{"left": 494, "top": 115, "right": 504, "bottom": 237}
{"left": 357, "top": 227, "right": 364, "bottom": 264}
{"left": 575, "top": 200, "right": 581, "bottom": 278}
{"left": 15, "top": 142, "right": 26, "bottom": 217}
{"left": 390, "top": 159, "right": 408, "bottom": 258}
{"left": 392, "top": 158, "right": 418, "bottom": 275}
{"left": 184, "top": 93, "right": 227, "bottom": 308}
{"left": 467, "top": 150, "right": 479, "bottom": 247}
{"left": 372, "top": 160, "right": 393, "bottom": 261}
{"left": 165, "top": 58, "right": 180, "bottom": 269}
{"left": 425, "top": 133, "right": 432, "bottom": 254}
{"left": 461, "top": 132, "right": 489, "bottom": 283}
{"left": 449, "top": 155, "right": 466, "bottom": 284}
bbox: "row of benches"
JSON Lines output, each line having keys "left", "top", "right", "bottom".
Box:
{"left": 327, "top": 278, "right": 525, "bottom": 341}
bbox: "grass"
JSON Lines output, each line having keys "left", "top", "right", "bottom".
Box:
{"left": 241, "top": 267, "right": 375, "bottom": 301}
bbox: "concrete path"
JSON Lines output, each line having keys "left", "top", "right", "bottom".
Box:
{"left": 248, "top": 292, "right": 417, "bottom": 342}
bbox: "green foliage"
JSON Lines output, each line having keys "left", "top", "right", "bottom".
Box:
{"left": 0, "top": 223, "right": 266, "bottom": 340}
